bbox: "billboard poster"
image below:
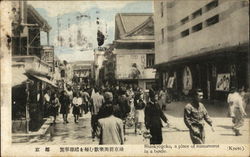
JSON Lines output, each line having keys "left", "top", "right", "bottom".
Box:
{"left": 216, "top": 73, "right": 230, "bottom": 91}
{"left": 116, "top": 54, "right": 145, "bottom": 79}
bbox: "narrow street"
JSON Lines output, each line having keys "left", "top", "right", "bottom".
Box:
{"left": 13, "top": 101, "right": 250, "bottom": 145}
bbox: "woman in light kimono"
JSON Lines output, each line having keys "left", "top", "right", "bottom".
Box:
{"left": 228, "top": 87, "right": 247, "bottom": 136}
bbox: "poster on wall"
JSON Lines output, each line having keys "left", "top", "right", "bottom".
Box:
{"left": 182, "top": 66, "right": 192, "bottom": 95}
{"left": 167, "top": 77, "right": 174, "bottom": 88}
{"left": 216, "top": 73, "right": 230, "bottom": 91}
{"left": 116, "top": 54, "right": 144, "bottom": 79}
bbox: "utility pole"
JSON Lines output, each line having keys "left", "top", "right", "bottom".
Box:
{"left": 57, "top": 16, "right": 61, "bottom": 47}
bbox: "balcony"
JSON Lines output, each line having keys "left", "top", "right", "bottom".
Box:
{"left": 12, "top": 55, "right": 52, "bottom": 76}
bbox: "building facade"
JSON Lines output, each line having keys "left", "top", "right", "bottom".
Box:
{"left": 11, "top": 1, "right": 56, "bottom": 133}
{"left": 154, "top": 0, "right": 249, "bottom": 100}
{"left": 93, "top": 47, "right": 106, "bottom": 86}
{"left": 71, "top": 60, "right": 94, "bottom": 88}
{"left": 114, "top": 13, "right": 156, "bottom": 90}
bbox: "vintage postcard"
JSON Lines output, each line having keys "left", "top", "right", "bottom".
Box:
{"left": 0, "top": 0, "right": 249, "bottom": 156}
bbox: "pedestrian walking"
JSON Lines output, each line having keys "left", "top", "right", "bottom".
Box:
{"left": 227, "top": 87, "right": 247, "bottom": 136}
{"left": 227, "top": 87, "right": 237, "bottom": 124}
{"left": 59, "top": 91, "right": 71, "bottom": 124}
{"left": 112, "top": 85, "right": 120, "bottom": 105}
{"left": 50, "top": 93, "right": 60, "bottom": 124}
{"left": 239, "top": 86, "right": 247, "bottom": 109}
{"left": 184, "top": 89, "right": 214, "bottom": 144}
{"left": 72, "top": 92, "right": 82, "bottom": 123}
{"left": 158, "top": 88, "right": 167, "bottom": 110}
{"left": 43, "top": 89, "right": 51, "bottom": 117}
{"left": 81, "top": 88, "right": 90, "bottom": 114}
{"left": 114, "top": 87, "right": 130, "bottom": 141}
{"left": 126, "top": 85, "right": 135, "bottom": 127}
{"left": 134, "top": 91, "right": 146, "bottom": 135}
{"left": 126, "top": 85, "right": 135, "bottom": 114}
{"left": 90, "top": 88, "right": 105, "bottom": 141}
{"left": 97, "top": 91, "right": 114, "bottom": 120}
{"left": 244, "top": 88, "right": 250, "bottom": 109}
{"left": 145, "top": 93, "right": 169, "bottom": 144}
{"left": 65, "top": 84, "right": 73, "bottom": 106}
{"left": 96, "top": 104, "right": 124, "bottom": 145}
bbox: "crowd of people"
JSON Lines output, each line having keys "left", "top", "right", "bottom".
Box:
{"left": 42, "top": 83, "right": 249, "bottom": 145}
{"left": 43, "top": 83, "right": 172, "bottom": 145}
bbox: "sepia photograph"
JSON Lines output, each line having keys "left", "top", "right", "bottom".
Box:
{"left": 0, "top": 0, "right": 249, "bottom": 156}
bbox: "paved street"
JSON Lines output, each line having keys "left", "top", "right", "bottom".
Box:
{"left": 13, "top": 101, "right": 250, "bottom": 145}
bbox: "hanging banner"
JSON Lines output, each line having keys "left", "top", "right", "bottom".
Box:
{"left": 167, "top": 77, "right": 174, "bottom": 88}
{"left": 182, "top": 66, "right": 192, "bottom": 95}
{"left": 216, "top": 73, "right": 230, "bottom": 91}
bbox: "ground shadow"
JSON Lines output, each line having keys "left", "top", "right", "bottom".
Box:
{"left": 220, "top": 134, "right": 235, "bottom": 136}
{"left": 217, "top": 125, "right": 232, "bottom": 130}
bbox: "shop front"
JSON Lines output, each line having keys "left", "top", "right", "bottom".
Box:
{"left": 156, "top": 44, "right": 248, "bottom": 102}
{"left": 12, "top": 66, "right": 57, "bottom": 133}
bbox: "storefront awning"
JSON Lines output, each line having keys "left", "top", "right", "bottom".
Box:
{"left": 154, "top": 43, "right": 249, "bottom": 69}
{"left": 12, "top": 67, "right": 28, "bottom": 87}
{"left": 31, "top": 74, "right": 57, "bottom": 88}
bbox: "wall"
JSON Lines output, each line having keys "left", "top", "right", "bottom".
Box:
{"left": 154, "top": 0, "right": 249, "bottom": 64}
{"left": 12, "top": 56, "right": 52, "bottom": 75}
{"left": 115, "top": 49, "right": 155, "bottom": 80}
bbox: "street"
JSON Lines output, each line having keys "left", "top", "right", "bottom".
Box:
{"left": 12, "top": 100, "right": 250, "bottom": 145}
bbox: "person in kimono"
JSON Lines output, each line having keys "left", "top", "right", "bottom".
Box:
{"left": 184, "top": 89, "right": 215, "bottom": 144}
{"left": 227, "top": 87, "right": 247, "bottom": 136}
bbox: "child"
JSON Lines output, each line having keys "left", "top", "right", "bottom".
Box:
{"left": 72, "top": 93, "right": 82, "bottom": 123}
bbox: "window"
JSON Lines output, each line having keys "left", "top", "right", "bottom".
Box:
{"left": 146, "top": 54, "right": 155, "bottom": 68}
{"left": 181, "top": 29, "right": 189, "bottom": 37}
{"left": 206, "top": 15, "right": 219, "bottom": 26}
{"left": 161, "top": 2, "right": 164, "bottom": 17}
{"left": 181, "top": 16, "right": 189, "bottom": 25}
{"left": 206, "top": 0, "right": 218, "bottom": 12}
{"left": 192, "top": 9, "right": 202, "bottom": 19}
{"left": 161, "top": 28, "right": 164, "bottom": 43}
{"left": 192, "top": 23, "right": 202, "bottom": 32}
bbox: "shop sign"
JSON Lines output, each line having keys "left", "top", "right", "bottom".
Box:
{"left": 182, "top": 66, "right": 192, "bottom": 95}
{"left": 216, "top": 73, "right": 230, "bottom": 91}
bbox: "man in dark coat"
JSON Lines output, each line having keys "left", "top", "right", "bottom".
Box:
{"left": 113, "top": 88, "right": 130, "bottom": 137}
{"left": 59, "top": 91, "right": 70, "bottom": 124}
{"left": 145, "top": 93, "right": 169, "bottom": 144}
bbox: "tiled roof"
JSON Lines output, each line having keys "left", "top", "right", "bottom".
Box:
{"left": 27, "top": 5, "right": 51, "bottom": 32}
{"left": 115, "top": 13, "right": 153, "bottom": 40}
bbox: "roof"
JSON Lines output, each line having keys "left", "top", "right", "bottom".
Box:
{"left": 27, "top": 5, "right": 51, "bottom": 32}
{"left": 115, "top": 13, "right": 153, "bottom": 40}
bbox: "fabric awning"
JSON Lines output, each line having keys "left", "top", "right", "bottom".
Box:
{"left": 12, "top": 67, "right": 28, "bottom": 87}
{"left": 31, "top": 74, "right": 57, "bottom": 88}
